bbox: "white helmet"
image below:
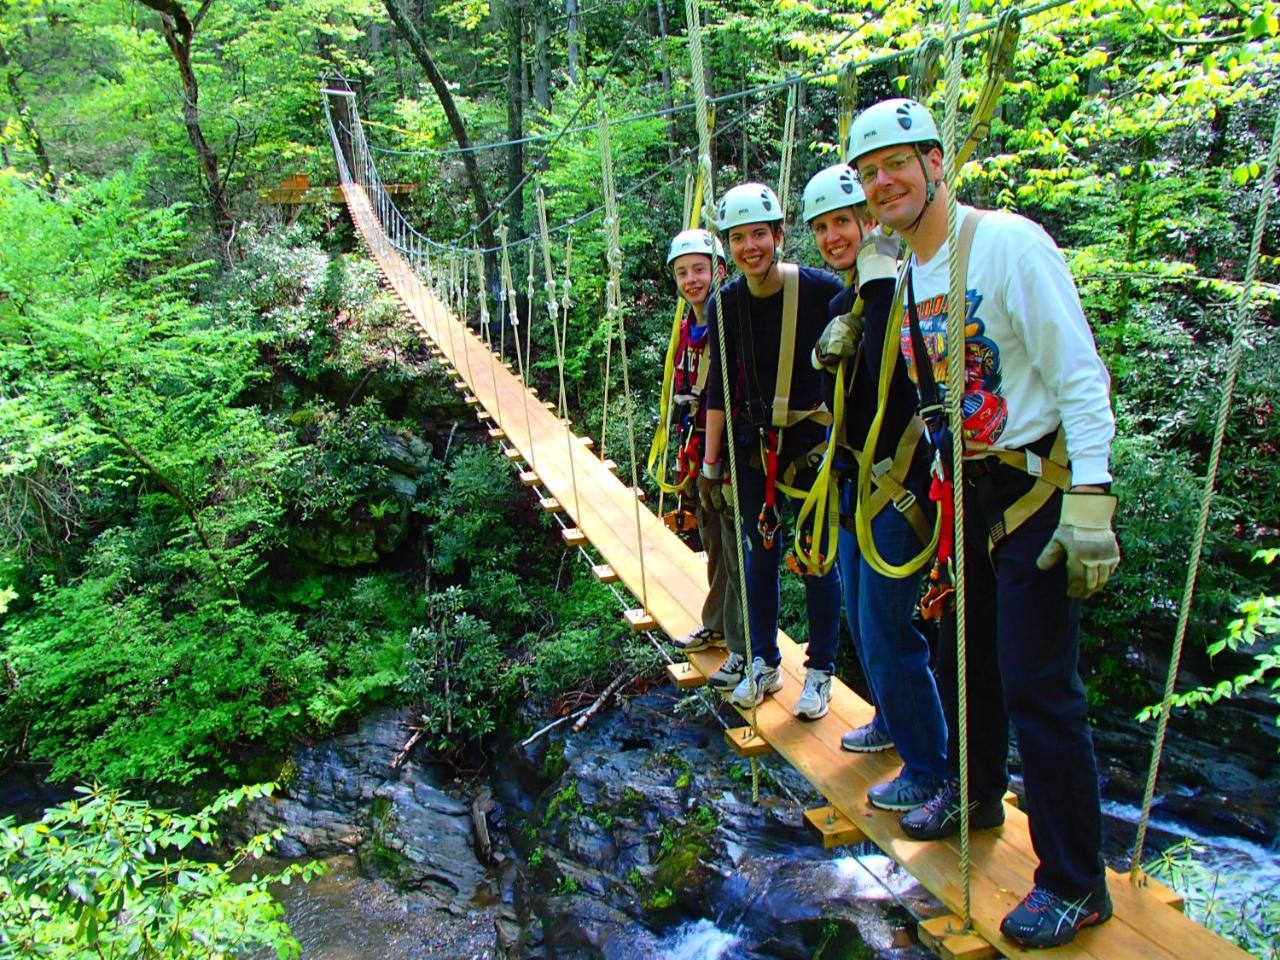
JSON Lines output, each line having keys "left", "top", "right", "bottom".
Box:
{"left": 845, "top": 98, "right": 942, "bottom": 166}
{"left": 715, "top": 182, "right": 783, "bottom": 231}
{"left": 666, "top": 228, "right": 726, "bottom": 266}
{"left": 801, "top": 164, "right": 866, "bottom": 224}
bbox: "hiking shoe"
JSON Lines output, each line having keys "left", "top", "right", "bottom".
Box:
{"left": 708, "top": 652, "right": 747, "bottom": 691}
{"left": 1000, "top": 883, "right": 1112, "bottom": 949}
{"left": 867, "top": 773, "right": 937, "bottom": 812}
{"left": 899, "top": 778, "right": 1005, "bottom": 840}
{"left": 840, "top": 722, "right": 895, "bottom": 753}
{"left": 730, "top": 657, "right": 783, "bottom": 708}
{"left": 672, "top": 626, "right": 727, "bottom": 653}
{"left": 793, "top": 668, "right": 832, "bottom": 720}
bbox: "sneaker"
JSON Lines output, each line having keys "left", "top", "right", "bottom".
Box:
{"left": 899, "top": 778, "right": 1005, "bottom": 841}
{"left": 867, "top": 773, "right": 936, "bottom": 812}
{"left": 793, "top": 668, "right": 832, "bottom": 720}
{"left": 672, "top": 626, "right": 727, "bottom": 653}
{"left": 708, "top": 652, "right": 746, "bottom": 691}
{"left": 729, "top": 657, "right": 782, "bottom": 708}
{"left": 840, "top": 722, "right": 894, "bottom": 753}
{"left": 1000, "top": 883, "right": 1112, "bottom": 949}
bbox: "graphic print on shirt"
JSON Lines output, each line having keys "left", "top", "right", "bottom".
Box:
{"left": 900, "top": 288, "right": 1008, "bottom": 445}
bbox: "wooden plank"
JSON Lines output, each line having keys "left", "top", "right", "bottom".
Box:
{"left": 724, "top": 726, "right": 773, "bottom": 757}
{"left": 624, "top": 608, "right": 657, "bottom": 632}
{"left": 591, "top": 563, "right": 619, "bottom": 583}
{"left": 518, "top": 470, "right": 541, "bottom": 487}
{"left": 342, "top": 182, "right": 1253, "bottom": 960}
{"left": 602, "top": 459, "right": 620, "bottom": 474}
{"left": 804, "top": 805, "right": 868, "bottom": 849}
{"left": 1110, "top": 868, "right": 1184, "bottom": 913}
{"left": 465, "top": 396, "right": 481, "bottom": 406}
{"left": 539, "top": 496, "right": 563, "bottom": 513}
{"left": 503, "top": 447, "right": 523, "bottom": 463}
{"left": 666, "top": 661, "right": 707, "bottom": 689}
{"left": 488, "top": 427, "right": 507, "bottom": 440}
{"left": 560, "top": 528, "right": 587, "bottom": 549}
{"left": 919, "top": 916, "right": 999, "bottom": 960}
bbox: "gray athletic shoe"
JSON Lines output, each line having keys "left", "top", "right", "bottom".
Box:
{"left": 708, "top": 652, "right": 746, "bottom": 691}
{"left": 840, "top": 721, "right": 894, "bottom": 753}
{"left": 792, "top": 668, "right": 832, "bottom": 720}
{"left": 867, "top": 773, "right": 937, "bottom": 811}
{"left": 672, "top": 626, "right": 727, "bottom": 652}
{"left": 730, "top": 657, "right": 782, "bottom": 708}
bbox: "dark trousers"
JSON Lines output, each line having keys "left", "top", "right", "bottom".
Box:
{"left": 937, "top": 471, "right": 1104, "bottom": 899}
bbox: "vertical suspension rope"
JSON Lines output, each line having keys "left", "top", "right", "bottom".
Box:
{"left": 460, "top": 251, "right": 478, "bottom": 391}
{"left": 494, "top": 224, "right": 519, "bottom": 437}
{"left": 598, "top": 98, "right": 651, "bottom": 613}
{"left": 942, "top": 0, "right": 974, "bottom": 931}
{"left": 472, "top": 248, "right": 490, "bottom": 353}
{"left": 776, "top": 83, "right": 799, "bottom": 230}
{"left": 686, "top": 0, "right": 762, "bottom": 803}
{"left": 526, "top": 244, "right": 536, "bottom": 375}
{"left": 1129, "top": 99, "right": 1280, "bottom": 880}
{"left": 538, "top": 192, "right": 586, "bottom": 527}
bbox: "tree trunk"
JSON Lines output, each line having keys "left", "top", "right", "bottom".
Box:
{"left": 381, "top": 0, "right": 498, "bottom": 261}
{"left": 533, "top": 0, "right": 551, "bottom": 112}
{"left": 137, "top": 1, "right": 235, "bottom": 253}
{"left": 0, "top": 39, "right": 57, "bottom": 194}
{"left": 503, "top": 0, "right": 525, "bottom": 240}
{"left": 565, "top": 0, "right": 579, "bottom": 85}
{"left": 652, "top": 0, "right": 677, "bottom": 166}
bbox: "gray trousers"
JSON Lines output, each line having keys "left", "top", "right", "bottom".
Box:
{"left": 698, "top": 503, "right": 745, "bottom": 655}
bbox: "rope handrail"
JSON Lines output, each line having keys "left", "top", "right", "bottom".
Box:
{"left": 942, "top": 0, "right": 975, "bottom": 931}
{"left": 1128, "top": 97, "right": 1280, "bottom": 879}
{"left": 685, "top": 0, "right": 763, "bottom": 803}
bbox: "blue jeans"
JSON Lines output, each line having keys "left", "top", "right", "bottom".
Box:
{"left": 733, "top": 455, "right": 841, "bottom": 671}
{"left": 937, "top": 469, "right": 1103, "bottom": 898}
{"left": 838, "top": 476, "right": 947, "bottom": 788}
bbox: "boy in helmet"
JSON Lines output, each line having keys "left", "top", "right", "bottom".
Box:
{"left": 698, "top": 182, "right": 844, "bottom": 717}
{"left": 844, "top": 97, "right": 1120, "bottom": 948}
{"left": 802, "top": 163, "right": 948, "bottom": 813}
{"left": 665, "top": 229, "right": 746, "bottom": 681}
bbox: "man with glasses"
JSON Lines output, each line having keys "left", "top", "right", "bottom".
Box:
{"left": 844, "top": 98, "right": 1120, "bottom": 950}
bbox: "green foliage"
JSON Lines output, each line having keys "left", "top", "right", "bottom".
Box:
{"left": 0, "top": 783, "right": 322, "bottom": 960}
{"left": 1138, "top": 550, "right": 1280, "bottom": 731}
{"left": 1146, "top": 838, "right": 1280, "bottom": 959}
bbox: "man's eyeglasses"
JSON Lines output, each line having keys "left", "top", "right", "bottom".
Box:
{"left": 854, "top": 151, "right": 916, "bottom": 184}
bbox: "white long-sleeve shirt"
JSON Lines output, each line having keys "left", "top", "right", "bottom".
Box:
{"left": 903, "top": 205, "right": 1116, "bottom": 485}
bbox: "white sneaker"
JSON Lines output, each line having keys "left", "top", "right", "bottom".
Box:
{"left": 793, "top": 668, "right": 831, "bottom": 720}
{"left": 730, "top": 657, "right": 782, "bottom": 708}
{"left": 708, "top": 652, "right": 746, "bottom": 691}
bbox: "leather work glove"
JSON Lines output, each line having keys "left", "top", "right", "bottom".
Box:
{"left": 814, "top": 310, "right": 864, "bottom": 368}
{"left": 855, "top": 226, "right": 900, "bottom": 285}
{"left": 697, "top": 459, "right": 727, "bottom": 514}
{"left": 1036, "top": 492, "right": 1120, "bottom": 600}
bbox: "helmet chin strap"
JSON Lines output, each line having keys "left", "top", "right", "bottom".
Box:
{"left": 903, "top": 146, "right": 938, "bottom": 237}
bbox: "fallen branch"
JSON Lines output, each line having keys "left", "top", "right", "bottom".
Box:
{"left": 390, "top": 723, "right": 426, "bottom": 771}
{"left": 518, "top": 704, "right": 592, "bottom": 749}
{"left": 571, "top": 669, "right": 633, "bottom": 734}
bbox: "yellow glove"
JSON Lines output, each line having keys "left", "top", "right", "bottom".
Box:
{"left": 697, "top": 460, "right": 727, "bottom": 513}
{"left": 855, "top": 226, "right": 900, "bottom": 284}
{"left": 1036, "top": 492, "right": 1120, "bottom": 600}
{"left": 815, "top": 311, "right": 864, "bottom": 368}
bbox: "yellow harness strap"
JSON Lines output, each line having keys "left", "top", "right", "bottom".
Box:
{"left": 977, "top": 427, "right": 1071, "bottom": 549}
{"left": 844, "top": 415, "right": 932, "bottom": 546}
{"left": 771, "top": 262, "right": 800, "bottom": 429}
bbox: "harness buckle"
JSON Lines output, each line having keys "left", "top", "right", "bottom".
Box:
{"left": 891, "top": 488, "right": 918, "bottom": 514}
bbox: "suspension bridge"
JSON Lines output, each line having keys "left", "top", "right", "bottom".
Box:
{"left": 318, "top": 73, "right": 1258, "bottom": 959}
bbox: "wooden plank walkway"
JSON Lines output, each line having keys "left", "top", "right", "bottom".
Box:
{"left": 340, "top": 182, "right": 1250, "bottom": 960}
